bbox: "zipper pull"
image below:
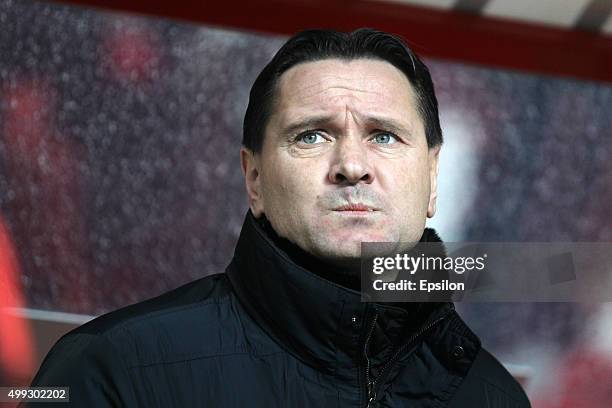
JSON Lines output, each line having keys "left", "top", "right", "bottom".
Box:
{"left": 366, "top": 381, "right": 377, "bottom": 408}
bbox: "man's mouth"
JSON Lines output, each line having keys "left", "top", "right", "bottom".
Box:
{"left": 333, "top": 203, "right": 378, "bottom": 212}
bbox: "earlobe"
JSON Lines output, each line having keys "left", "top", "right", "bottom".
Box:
{"left": 427, "top": 145, "right": 441, "bottom": 218}
{"left": 427, "top": 199, "right": 437, "bottom": 218}
{"left": 240, "top": 147, "right": 265, "bottom": 217}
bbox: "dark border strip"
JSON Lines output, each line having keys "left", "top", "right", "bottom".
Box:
{"left": 454, "top": 0, "right": 490, "bottom": 14}
{"left": 575, "top": 0, "right": 612, "bottom": 32}
{"left": 47, "top": 0, "right": 612, "bottom": 83}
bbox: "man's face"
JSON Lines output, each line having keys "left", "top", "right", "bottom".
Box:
{"left": 241, "top": 58, "right": 440, "bottom": 267}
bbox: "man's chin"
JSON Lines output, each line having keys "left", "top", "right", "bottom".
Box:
{"left": 318, "top": 226, "right": 394, "bottom": 247}
{"left": 311, "top": 242, "right": 363, "bottom": 267}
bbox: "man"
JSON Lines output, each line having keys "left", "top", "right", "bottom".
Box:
{"left": 25, "top": 29, "right": 530, "bottom": 407}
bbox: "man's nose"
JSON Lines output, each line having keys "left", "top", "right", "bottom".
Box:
{"left": 328, "top": 136, "right": 374, "bottom": 185}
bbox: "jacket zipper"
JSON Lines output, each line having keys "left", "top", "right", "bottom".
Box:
{"left": 363, "top": 311, "right": 378, "bottom": 408}
{"left": 363, "top": 308, "right": 453, "bottom": 408}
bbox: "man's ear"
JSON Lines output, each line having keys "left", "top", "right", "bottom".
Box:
{"left": 427, "top": 144, "right": 441, "bottom": 218}
{"left": 240, "top": 147, "right": 265, "bottom": 217}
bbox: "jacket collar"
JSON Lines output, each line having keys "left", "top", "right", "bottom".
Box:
{"left": 226, "top": 211, "right": 458, "bottom": 373}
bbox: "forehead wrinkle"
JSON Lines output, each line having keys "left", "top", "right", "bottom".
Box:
{"left": 346, "top": 105, "right": 363, "bottom": 131}
{"left": 281, "top": 68, "right": 391, "bottom": 97}
{"left": 286, "top": 88, "right": 400, "bottom": 122}
{"left": 285, "top": 82, "right": 388, "bottom": 107}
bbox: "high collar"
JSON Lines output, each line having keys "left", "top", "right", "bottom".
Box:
{"left": 226, "top": 211, "right": 455, "bottom": 374}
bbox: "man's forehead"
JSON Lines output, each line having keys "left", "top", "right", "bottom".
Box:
{"left": 272, "top": 58, "right": 420, "bottom": 127}
{"left": 278, "top": 58, "right": 413, "bottom": 100}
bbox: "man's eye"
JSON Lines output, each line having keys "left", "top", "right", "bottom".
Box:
{"left": 372, "top": 132, "right": 398, "bottom": 144}
{"left": 298, "top": 131, "right": 326, "bottom": 144}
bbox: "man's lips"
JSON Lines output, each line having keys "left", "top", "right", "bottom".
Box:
{"left": 333, "top": 203, "right": 379, "bottom": 212}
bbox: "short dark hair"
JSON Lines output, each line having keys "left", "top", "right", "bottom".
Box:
{"left": 242, "top": 28, "right": 443, "bottom": 153}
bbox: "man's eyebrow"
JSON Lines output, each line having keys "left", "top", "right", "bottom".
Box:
{"left": 280, "top": 115, "right": 336, "bottom": 135}
{"left": 280, "top": 115, "right": 412, "bottom": 136}
{"left": 364, "top": 116, "right": 412, "bottom": 136}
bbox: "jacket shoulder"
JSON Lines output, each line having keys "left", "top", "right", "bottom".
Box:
{"left": 31, "top": 273, "right": 240, "bottom": 378}
{"left": 74, "top": 272, "right": 233, "bottom": 336}
{"left": 24, "top": 331, "right": 137, "bottom": 407}
{"left": 450, "top": 347, "right": 531, "bottom": 407}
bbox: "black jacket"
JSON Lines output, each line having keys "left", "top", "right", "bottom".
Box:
{"left": 25, "top": 212, "right": 530, "bottom": 407}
